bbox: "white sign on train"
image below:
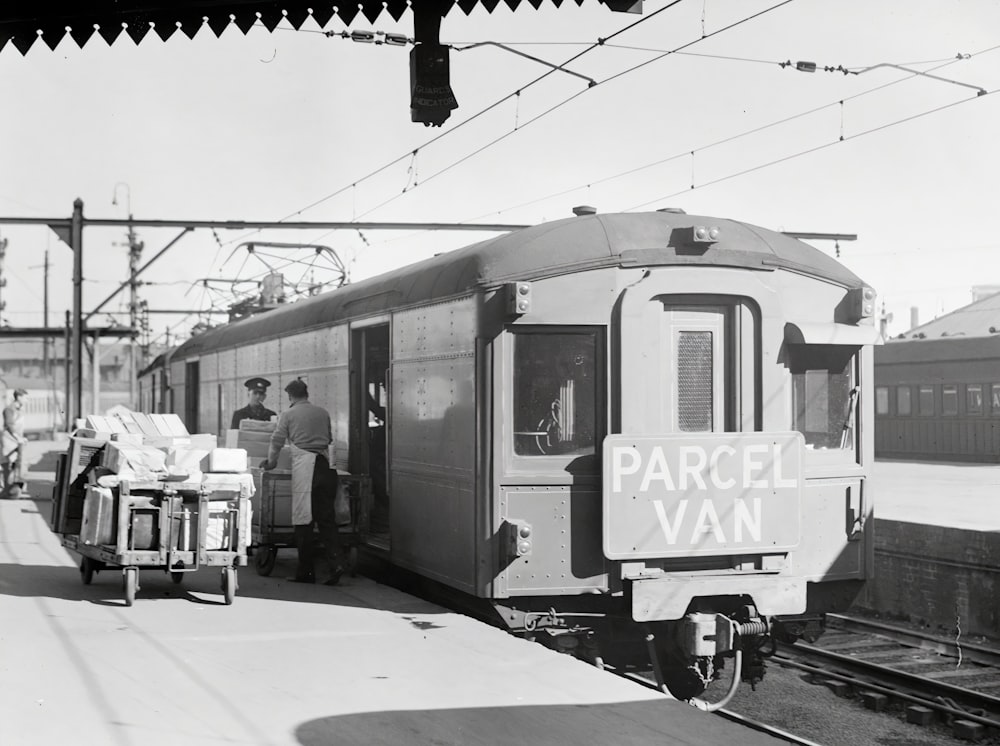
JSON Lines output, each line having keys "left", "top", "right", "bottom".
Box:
{"left": 602, "top": 432, "right": 803, "bottom": 559}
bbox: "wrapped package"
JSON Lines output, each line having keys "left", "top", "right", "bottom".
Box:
{"left": 200, "top": 448, "right": 248, "bottom": 473}
{"left": 100, "top": 442, "right": 167, "bottom": 477}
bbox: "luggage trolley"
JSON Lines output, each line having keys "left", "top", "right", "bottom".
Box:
{"left": 250, "top": 468, "right": 371, "bottom": 578}
{"left": 63, "top": 479, "right": 250, "bottom": 606}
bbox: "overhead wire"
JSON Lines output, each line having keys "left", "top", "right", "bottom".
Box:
{"left": 217, "top": 0, "right": 686, "bottom": 253}
{"left": 343, "top": 0, "right": 798, "bottom": 248}
{"left": 630, "top": 87, "right": 998, "bottom": 209}
{"left": 462, "top": 41, "right": 999, "bottom": 220}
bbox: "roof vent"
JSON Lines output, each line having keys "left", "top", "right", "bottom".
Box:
{"left": 657, "top": 207, "right": 687, "bottom": 214}
{"left": 572, "top": 205, "right": 596, "bottom": 216}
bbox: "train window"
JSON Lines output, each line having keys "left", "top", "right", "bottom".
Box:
{"left": 896, "top": 386, "right": 912, "bottom": 416}
{"left": 967, "top": 384, "right": 983, "bottom": 415}
{"left": 992, "top": 384, "right": 1000, "bottom": 414}
{"left": 919, "top": 385, "right": 935, "bottom": 416}
{"left": 786, "top": 345, "right": 857, "bottom": 451}
{"left": 676, "top": 331, "right": 715, "bottom": 432}
{"left": 875, "top": 386, "right": 889, "bottom": 415}
{"left": 512, "top": 330, "right": 599, "bottom": 457}
{"left": 942, "top": 385, "right": 958, "bottom": 416}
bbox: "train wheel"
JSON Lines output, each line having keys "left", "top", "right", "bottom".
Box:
{"left": 221, "top": 567, "right": 237, "bottom": 605}
{"left": 123, "top": 567, "right": 138, "bottom": 607}
{"left": 170, "top": 561, "right": 185, "bottom": 585}
{"left": 254, "top": 546, "right": 277, "bottom": 576}
{"left": 80, "top": 557, "right": 96, "bottom": 585}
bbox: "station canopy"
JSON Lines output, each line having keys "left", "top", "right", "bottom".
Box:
{"left": 0, "top": 1, "right": 642, "bottom": 56}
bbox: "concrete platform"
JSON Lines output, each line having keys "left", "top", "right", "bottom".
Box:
{"left": 874, "top": 459, "right": 1000, "bottom": 531}
{"left": 1, "top": 441, "right": 785, "bottom": 746}
{"left": 862, "top": 459, "right": 1000, "bottom": 640}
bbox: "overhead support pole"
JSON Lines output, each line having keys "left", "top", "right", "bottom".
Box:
{"left": 85, "top": 228, "right": 192, "bottom": 322}
{"left": 70, "top": 198, "right": 83, "bottom": 426}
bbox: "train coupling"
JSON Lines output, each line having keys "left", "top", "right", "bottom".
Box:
{"left": 681, "top": 606, "right": 768, "bottom": 658}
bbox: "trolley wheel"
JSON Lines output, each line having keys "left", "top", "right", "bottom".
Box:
{"left": 80, "top": 556, "right": 96, "bottom": 585}
{"left": 253, "top": 545, "right": 278, "bottom": 577}
{"left": 221, "top": 567, "right": 237, "bottom": 605}
{"left": 170, "top": 563, "right": 185, "bottom": 585}
{"left": 347, "top": 546, "right": 359, "bottom": 577}
{"left": 123, "top": 567, "right": 138, "bottom": 607}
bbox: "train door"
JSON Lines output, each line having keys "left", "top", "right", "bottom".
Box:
{"left": 350, "top": 324, "right": 390, "bottom": 545}
{"left": 184, "top": 361, "right": 199, "bottom": 432}
{"left": 661, "top": 304, "right": 729, "bottom": 433}
{"left": 623, "top": 295, "right": 756, "bottom": 437}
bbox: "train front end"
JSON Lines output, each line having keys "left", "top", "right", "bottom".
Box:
{"left": 605, "top": 219, "right": 877, "bottom": 704}
{"left": 494, "top": 212, "right": 878, "bottom": 705}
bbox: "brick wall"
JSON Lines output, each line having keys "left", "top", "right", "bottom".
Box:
{"left": 856, "top": 519, "right": 1000, "bottom": 640}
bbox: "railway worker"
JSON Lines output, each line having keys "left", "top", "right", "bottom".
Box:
{"left": 1, "top": 388, "right": 28, "bottom": 498}
{"left": 230, "top": 377, "right": 277, "bottom": 429}
{"left": 261, "top": 378, "right": 344, "bottom": 585}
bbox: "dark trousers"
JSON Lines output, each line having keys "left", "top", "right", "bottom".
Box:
{"left": 293, "top": 453, "right": 341, "bottom": 580}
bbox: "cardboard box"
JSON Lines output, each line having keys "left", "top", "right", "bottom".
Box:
{"left": 101, "top": 442, "right": 167, "bottom": 476}
{"left": 80, "top": 486, "right": 116, "bottom": 546}
{"left": 204, "top": 501, "right": 237, "bottom": 550}
{"left": 239, "top": 420, "right": 276, "bottom": 433}
{"left": 200, "top": 448, "right": 248, "bottom": 474}
{"left": 110, "top": 432, "right": 144, "bottom": 446}
{"left": 166, "top": 445, "right": 212, "bottom": 472}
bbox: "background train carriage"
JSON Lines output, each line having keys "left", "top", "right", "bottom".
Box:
{"left": 874, "top": 292, "right": 1000, "bottom": 463}
{"left": 150, "top": 209, "right": 879, "bottom": 700}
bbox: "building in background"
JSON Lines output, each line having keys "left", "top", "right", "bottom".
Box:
{"left": 875, "top": 289, "right": 1000, "bottom": 462}
{"left": 0, "top": 339, "right": 167, "bottom": 429}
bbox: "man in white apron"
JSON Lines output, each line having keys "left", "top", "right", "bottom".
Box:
{"left": 262, "top": 379, "right": 344, "bottom": 585}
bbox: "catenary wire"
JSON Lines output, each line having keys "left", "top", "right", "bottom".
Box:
{"left": 345, "top": 0, "right": 797, "bottom": 231}
{"left": 461, "top": 42, "right": 999, "bottom": 221}
{"left": 218, "top": 0, "right": 685, "bottom": 254}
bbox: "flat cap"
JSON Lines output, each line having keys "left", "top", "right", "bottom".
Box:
{"left": 284, "top": 379, "right": 308, "bottom": 398}
{"left": 244, "top": 377, "right": 271, "bottom": 392}
{"left": 14, "top": 388, "right": 28, "bottom": 396}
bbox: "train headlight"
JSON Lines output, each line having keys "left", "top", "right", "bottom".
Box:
{"left": 846, "top": 285, "right": 877, "bottom": 321}
{"left": 507, "top": 520, "right": 533, "bottom": 557}
{"left": 505, "top": 281, "right": 532, "bottom": 316}
{"left": 677, "top": 225, "right": 721, "bottom": 247}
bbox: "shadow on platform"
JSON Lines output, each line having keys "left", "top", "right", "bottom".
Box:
{"left": 293, "top": 698, "right": 774, "bottom": 746}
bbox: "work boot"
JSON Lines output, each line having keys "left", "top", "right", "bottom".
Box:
{"left": 291, "top": 525, "right": 316, "bottom": 582}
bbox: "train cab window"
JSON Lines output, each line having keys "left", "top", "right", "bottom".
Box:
{"left": 512, "top": 329, "right": 599, "bottom": 458}
{"left": 875, "top": 386, "right": 889, "bottom": 416}
{"left": 919, "top": 385, "right": 935, "bottom": 416}
{"left": 991, "top": 384, "right": 1000, "bottom": 414}
{"left": 966, "top": 384, "right": 983, "bottom": 415}
{"left": 896, "top": 386, "right": 912, "bottom": 416}
{"left": 786, "top": 344, "right": 857, "bottom": 453}
{"left": 942, "top": 385, "right": 958, "bottom": 416}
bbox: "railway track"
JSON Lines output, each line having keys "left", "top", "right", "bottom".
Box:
{"left": 774, "top": 613, "right": 1000, "bottom": 740}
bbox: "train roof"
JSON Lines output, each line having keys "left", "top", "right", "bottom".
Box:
{"left": 173, "top": 211, "right": 866, "bottom": 357}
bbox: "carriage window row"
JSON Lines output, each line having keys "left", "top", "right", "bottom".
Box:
{"left": 875, "top": 383, "right": 1000, "bottom": 417}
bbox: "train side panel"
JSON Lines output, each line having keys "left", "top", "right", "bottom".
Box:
{"left": 390, "top": 298, "right": 478, "bottom": 591}
{"left": 491, "top": 269, "right": 614, "bottom": 597}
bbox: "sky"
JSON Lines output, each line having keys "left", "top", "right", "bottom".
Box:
{"left": 0, "top": 0, "right": 998, "bottom": 347}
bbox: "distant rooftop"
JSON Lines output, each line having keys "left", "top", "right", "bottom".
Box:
{"left": 891, "top": 287, "right": 1000, "bottom": 341}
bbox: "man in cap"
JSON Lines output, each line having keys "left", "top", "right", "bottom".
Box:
{"left": 2, "top": 388, "right": 28, "bottom": 497}
{"left": 262, "top": 379, "right": 344, "bottom": 585}
{"left": 230, "top": 377, "right": 277, "bottom": 429}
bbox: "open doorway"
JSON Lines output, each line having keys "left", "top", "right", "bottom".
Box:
{"left": 351, "top": 324, "right": 390, "bottom": 546}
